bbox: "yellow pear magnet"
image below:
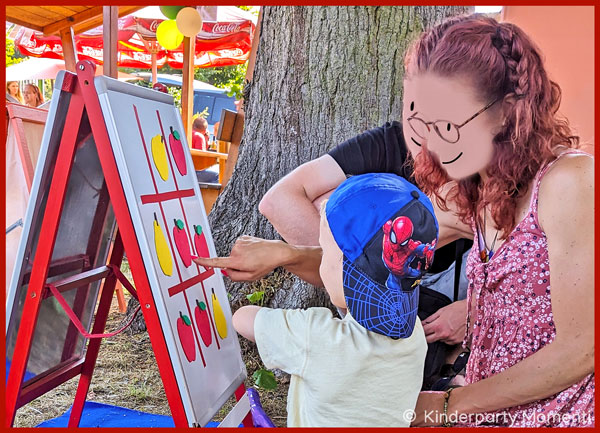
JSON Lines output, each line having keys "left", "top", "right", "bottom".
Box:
{"left": 151, "top": 134, "right": 170, "bottom": 181}
{"left": 153, "top": 212, "right": 173, "bottom": 276}
{"left": 212, "top": 288, "right": 228, "bottom": 339}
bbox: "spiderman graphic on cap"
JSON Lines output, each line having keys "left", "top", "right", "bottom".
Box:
{"left": 382, "top": 216, "right": 436, "bottom": 280}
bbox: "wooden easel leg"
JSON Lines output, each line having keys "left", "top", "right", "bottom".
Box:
{"left": 116, "top": 283, "right": 127, "bottom": 313}
{"left": 68, "top": 232, "right": 125, "bottom": 427}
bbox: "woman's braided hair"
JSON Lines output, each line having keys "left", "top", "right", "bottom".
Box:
{"left": 405, "top": 14, "right": 579, "bottom": 238}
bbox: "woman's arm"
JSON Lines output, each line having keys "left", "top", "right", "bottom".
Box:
{"left": 414, "top": 155, "right": 594, "bottom": 424}
{"left": 259, "top": 154, "right": 347, "bottom": 246}
{"left": 193, "top": 236, "right": 324, "bottom": 287}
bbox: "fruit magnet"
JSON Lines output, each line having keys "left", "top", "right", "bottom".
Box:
{"left": 193, "top": 224, "right": 210, "bottom": 258}
{"left": 153, "top": 213, "right": 173, "bottom": 276}
{"left": 169, "top": 126, "right": 187, "bottom": 176}
{"left": 194, "top": 299, "right": 213, "bottom": 347}
{"left": 211, "top": 289, "right": 228, "bottom": 339}
{"left": 173, "top": 219, "right": 192, "bottom": 267}
{"left": 177, "top": 311, "right": 196, "bottom": 363}
{"left": 151, "top": 134, "right": 170, "bottom": 181}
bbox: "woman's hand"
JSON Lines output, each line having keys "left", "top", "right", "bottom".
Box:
{"left": 411, "top": 391, "right": 446, "bottom": 427}
{"left": 422, "top": 299, "right": 467, "bottom": 344}
{"left": 193, "top": 235, "right": 291, "bottom": 281}
{"left": 193, "top": 235, "right": 324, "bottom": 286}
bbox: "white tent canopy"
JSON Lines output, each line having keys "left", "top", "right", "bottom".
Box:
{"left": 6, "top": 58, "right": 138, "bottom": 81}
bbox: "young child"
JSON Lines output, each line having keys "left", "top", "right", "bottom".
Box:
{"left": 191, "top": 116, "right": 209, "bottom": 151}
{"left": 232, "top": 173, "right": 438, "bottom": 427}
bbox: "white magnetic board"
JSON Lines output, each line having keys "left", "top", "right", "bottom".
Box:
{"left": 95, "top": 76, "right": 246, "bottom": 427}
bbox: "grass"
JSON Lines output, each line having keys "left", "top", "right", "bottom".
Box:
{"left": 13, "top": 262, "right": 289, "bottom": 427}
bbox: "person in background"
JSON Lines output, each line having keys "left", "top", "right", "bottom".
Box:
{"left": 6, "top": 81, "right": 23, "bottom": 104}
{"left": 192, "top": 116, "right": 210, "bottom": 151}
{"left": 23, "top": 84, "right": 44, "bottom": 108}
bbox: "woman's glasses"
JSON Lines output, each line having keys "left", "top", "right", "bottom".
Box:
{"left": 407, "top": 98, "right": 500, "bottom": 144}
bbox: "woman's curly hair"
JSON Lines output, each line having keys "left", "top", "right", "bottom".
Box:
{"left": 404, "top": 14, "right": 579, "bottom": 238}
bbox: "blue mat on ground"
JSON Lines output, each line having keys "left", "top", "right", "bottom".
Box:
{"left": 36, "top": 401, "right": 229, "bottom": 427}
{"left": 6, "top": 360, "right": 37, "bottom": 383}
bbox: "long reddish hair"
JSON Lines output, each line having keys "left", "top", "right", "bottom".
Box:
{"left": 404, "top": 14, "right": 579, "bottom": 238}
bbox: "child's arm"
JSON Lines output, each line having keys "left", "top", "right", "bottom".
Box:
{"left": 232, "top": 305, "right": 262, "bottom": 342}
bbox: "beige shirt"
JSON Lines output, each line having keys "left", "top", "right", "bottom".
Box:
{"left": 254, "top": 307, "right": 427, "bottom": 427}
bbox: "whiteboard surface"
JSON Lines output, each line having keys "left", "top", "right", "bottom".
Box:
{"left": 96, "top": 76, "right": 245, "bottom": 426}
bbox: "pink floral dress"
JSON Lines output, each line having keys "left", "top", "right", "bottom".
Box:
{"left": 462, "top": 151, "right": 594, "bottom": 427}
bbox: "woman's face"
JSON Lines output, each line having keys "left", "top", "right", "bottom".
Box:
{"left": 23, "top": 86, "right": 38, "bottom": 106}
{"left": 8, "top": 82, "right": 19, "bottom": 96}
{"left": 402, "top": 72, "right": 502, "bottom": 180}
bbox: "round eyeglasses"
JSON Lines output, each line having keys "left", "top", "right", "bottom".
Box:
{"left": 407, "top": 98, "right": 500, "bottom": 144}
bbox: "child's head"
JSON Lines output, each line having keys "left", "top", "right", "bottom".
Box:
{"left": 322, "top": 173, "right": 438, "bottom": 339}
{"left": 318, "top": 203, "right": 346, "bottom": 309}
{"left": 193, "top": 116, "right": 208, "bottom": 132}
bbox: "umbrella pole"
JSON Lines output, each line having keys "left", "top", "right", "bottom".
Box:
{"left": 181, "top": 36, "right": 196, "bottom": 145}
{"left": 152, "top": 52, "right": 157, "bottom": 85}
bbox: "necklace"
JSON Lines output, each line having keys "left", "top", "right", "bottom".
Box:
{"left": 479, "top": 210, "right": 499, "bottom": 263}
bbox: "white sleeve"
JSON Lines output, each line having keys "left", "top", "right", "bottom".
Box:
{"left": 253, "top": 307, "right": 319, "bottom": 377}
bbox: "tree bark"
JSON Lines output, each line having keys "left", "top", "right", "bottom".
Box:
{"left": 209, "top": 6, "right": 472, "bottom": 310}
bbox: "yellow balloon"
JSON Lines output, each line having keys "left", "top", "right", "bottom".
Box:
{"left": 176, "top": 7, "right": 203, "bottom": 38}
{"left": 156, "top": 19, "right": 184, "bottom": 50}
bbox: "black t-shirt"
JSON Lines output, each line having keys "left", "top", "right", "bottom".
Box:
{"left": 328, "top": 121, "right": 414, "bottom": 181}
{"left": 327, "top": 121, "right": 470, "bottom": 273}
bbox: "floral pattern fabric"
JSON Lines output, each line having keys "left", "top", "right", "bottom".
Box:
{"left": 461, "top": 151, "right": 594, "bottom": 427}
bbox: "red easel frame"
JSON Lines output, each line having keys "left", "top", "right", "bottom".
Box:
{"left": 5, "top": 61, "right": 251, "bottom": 428}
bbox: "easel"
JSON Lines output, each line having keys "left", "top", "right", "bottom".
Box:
{"left": 5, "top": 61, "right": 252, "bottom": 428}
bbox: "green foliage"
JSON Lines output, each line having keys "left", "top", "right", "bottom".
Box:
{"left": 194, "top": 63, "right": 247, "bottom": 99}
{"left": 123, "top": 63, "right": 248, "bottom": 99}
{"left": 246, "top": 291, "right": 265, "bottom": 305}
{"left": 167, "top": 85, "right": 182, "bottom": 109}
{"left": 6, "top": 38, "right": 26, "bottom": 66}
{"left": 42, "top": 79, "right": 53, "bottom": 101}
{"left": 252, "top": 369, "right": 277, "bottom": 390}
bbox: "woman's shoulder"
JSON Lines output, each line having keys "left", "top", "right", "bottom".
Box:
{"left": 539, "top": 150, "right": 593, "bottom": 192}
{"left": 537, "top": 150, "right": 593, "bottom": 229}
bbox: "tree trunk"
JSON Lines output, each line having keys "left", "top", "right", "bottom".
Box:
{"left": 209, "top": 6, "right": 472, "bottom": 309}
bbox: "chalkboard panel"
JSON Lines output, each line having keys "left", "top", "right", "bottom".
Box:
{"left": 6, "top": 73, "right": 115, "bottom": 383}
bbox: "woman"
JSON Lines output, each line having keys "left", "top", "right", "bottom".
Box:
{"left": 194, "top": 13, "right": 593, "bottom": 426}
{"left": 23, "top": 83, "right": 44, "bottom": 108}
{"left": 6, "top": 81, "right": 23, "bottom": 104}
{"left": 404, "top": 14, "right": 593, "bottom": 427}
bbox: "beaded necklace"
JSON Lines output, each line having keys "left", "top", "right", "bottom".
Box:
{"left": 478, "top": 210, "right": 499, "bottom": 263}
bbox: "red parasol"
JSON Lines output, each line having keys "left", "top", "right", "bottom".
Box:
{"left": 12, "top": 6, "right": 256, "bottom": 69}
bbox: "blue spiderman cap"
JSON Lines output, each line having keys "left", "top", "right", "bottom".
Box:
{"left": 326, "top": 173, "right": 439, "bottom": 339}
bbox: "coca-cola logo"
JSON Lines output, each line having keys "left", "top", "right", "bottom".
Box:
{"left": 150, "top": 20, "right": 160, "bottom": 32}
{"left": 211, "top": 22, "right": 240, "bottom": 34}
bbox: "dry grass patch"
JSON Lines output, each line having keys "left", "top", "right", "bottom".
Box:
{"left": 14, "top": 288, "right": 288, "bottom": 427}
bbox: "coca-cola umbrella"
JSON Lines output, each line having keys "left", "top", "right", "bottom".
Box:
{"left": 12, "top": 6, "right": 256, "bottom": 69}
